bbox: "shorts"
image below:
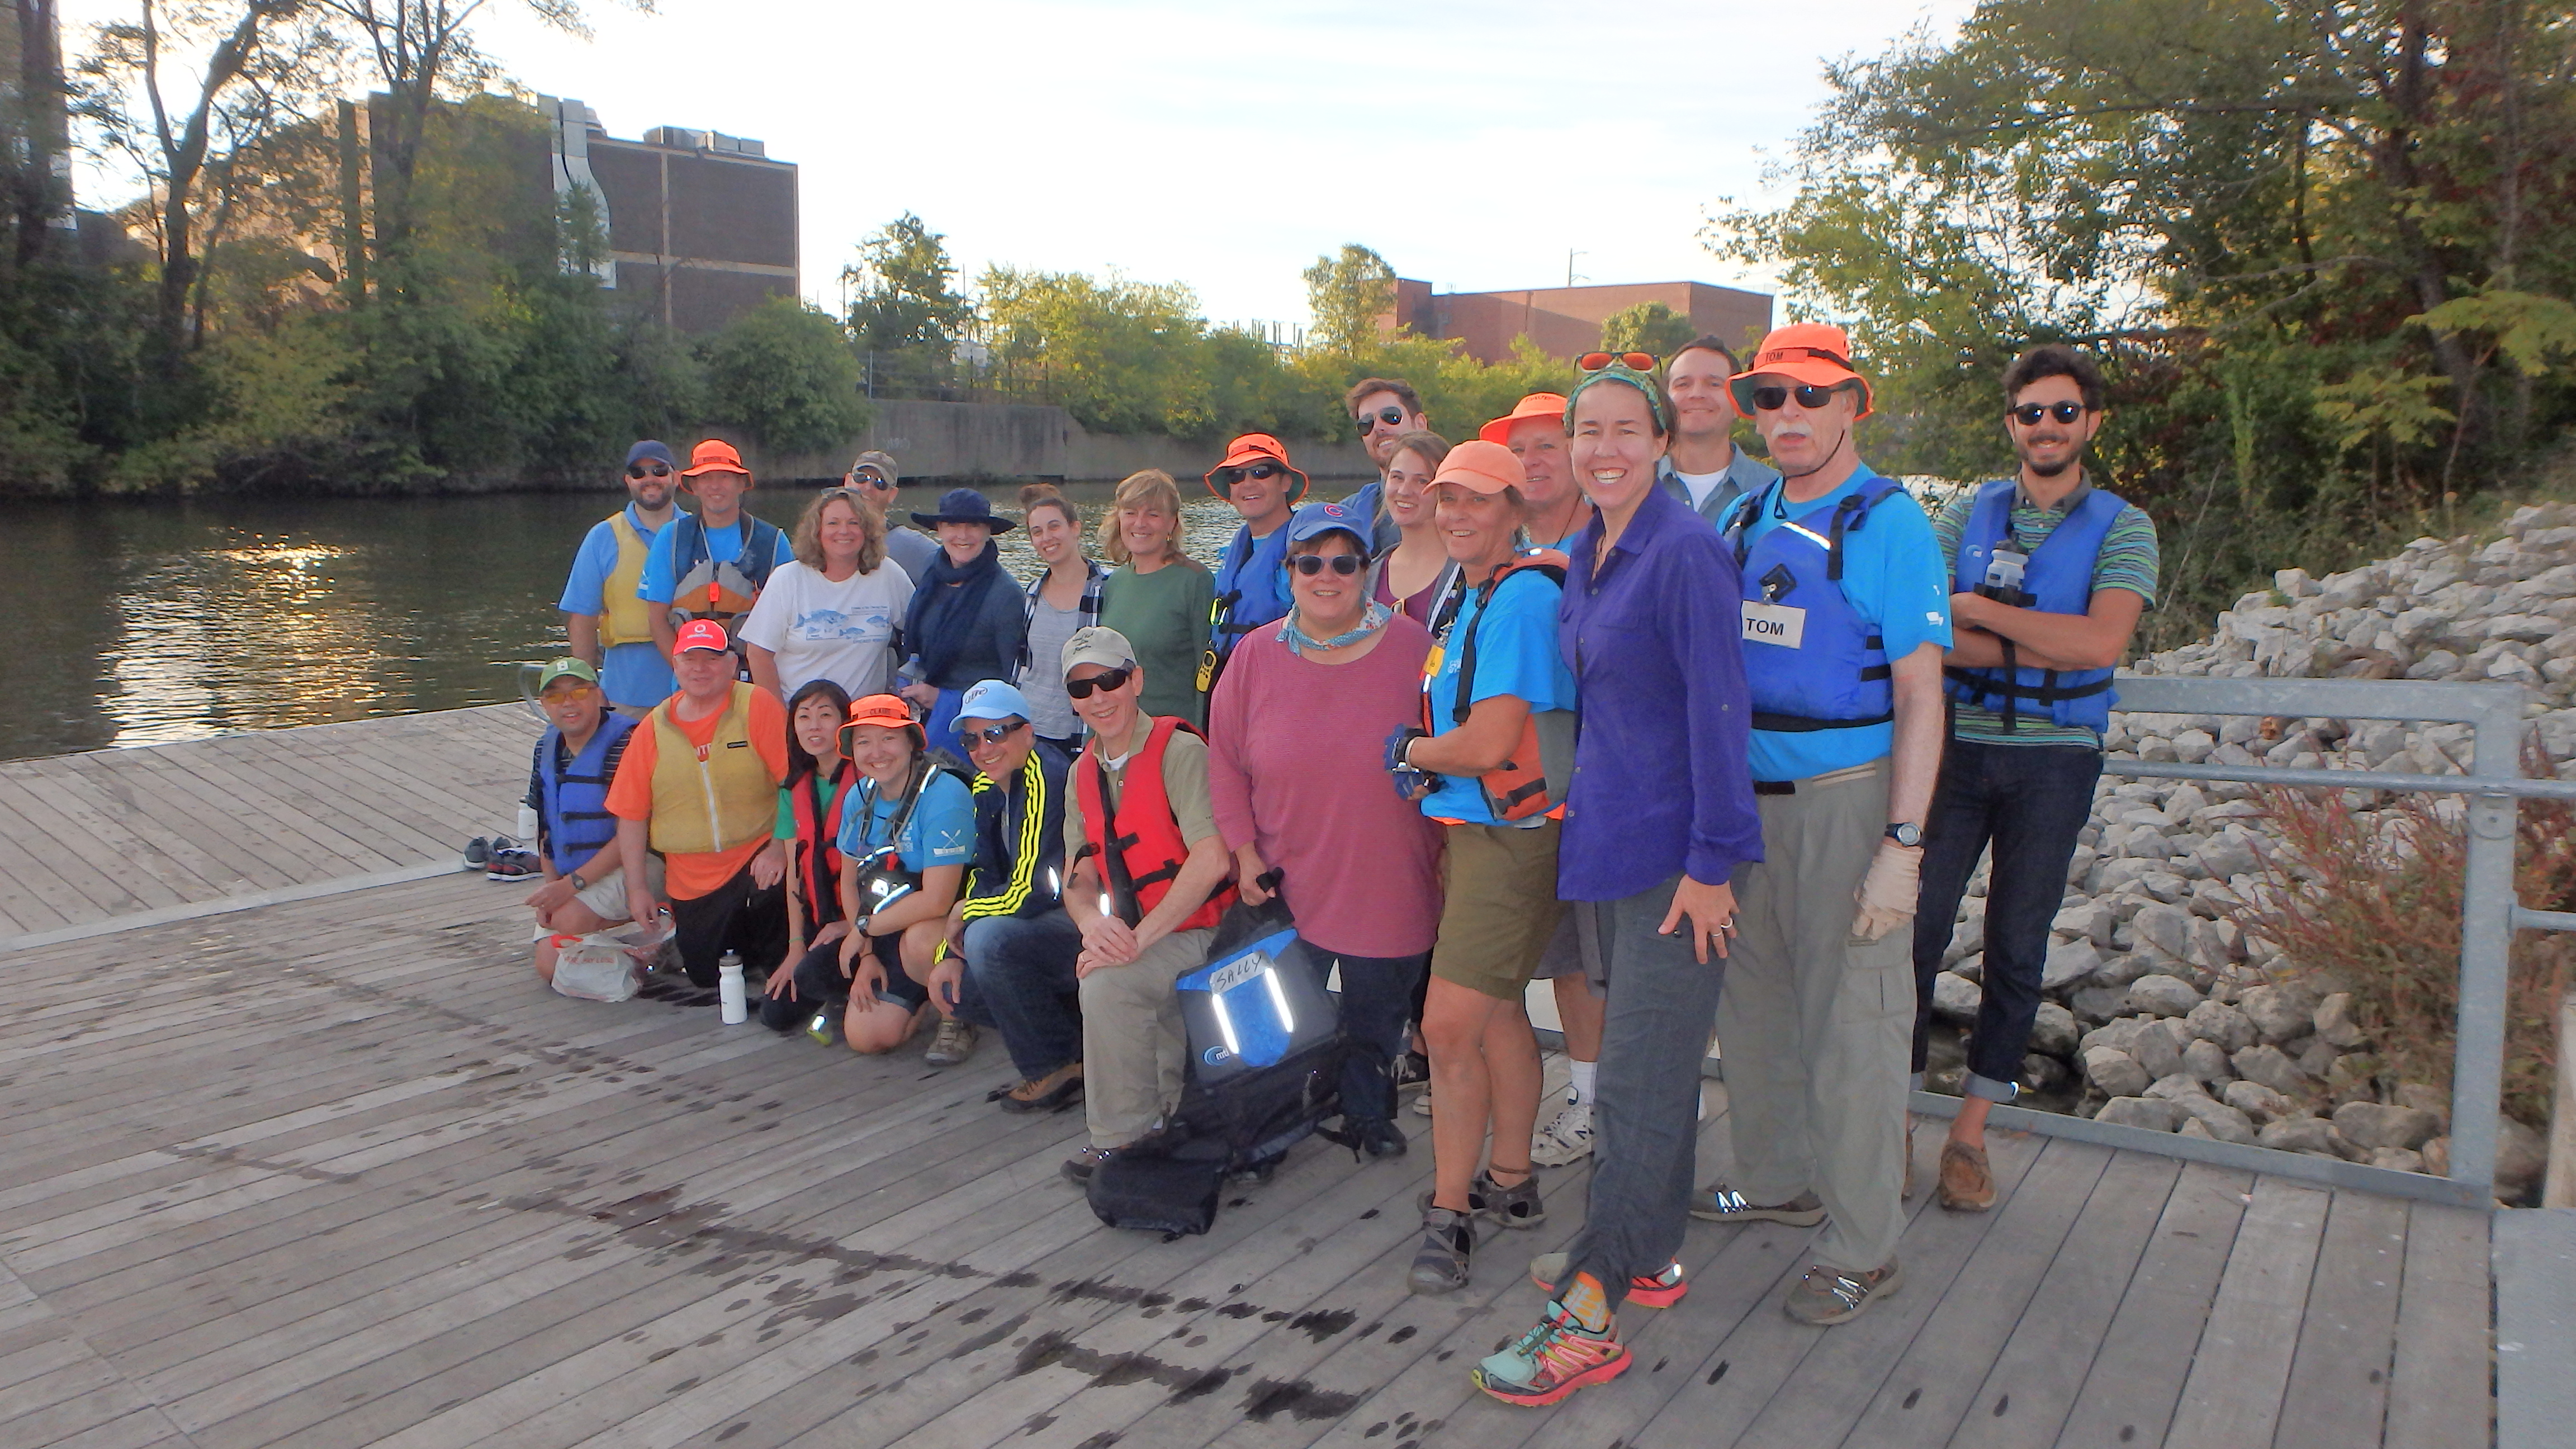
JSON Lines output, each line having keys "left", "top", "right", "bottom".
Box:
{"left": 528, "top": 854, "right": 668, "bottom": 941}
{"left": 1530, "top": 910, "right": 1593, "bottom": 984}
{"left": 1428, "top": 819, "right": 1566, "bottom": 1001}
{"left": 858, "top": 929, "right": 927, "bottom": 1011}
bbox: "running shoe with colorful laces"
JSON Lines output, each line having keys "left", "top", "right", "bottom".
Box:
{"left": 1471, "top": 1300, "right": 1628, "bottom": 1407}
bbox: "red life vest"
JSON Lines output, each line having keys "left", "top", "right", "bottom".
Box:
{"left": 787, "top": 757, "right": 858, "bottom": 922}
{"left": 1076, "top": 716, "right": 1237, "bottom": 932}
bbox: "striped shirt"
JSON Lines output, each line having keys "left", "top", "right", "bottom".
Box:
{"left": 1933, "top": 480, "right": 2160, "bottom": 748}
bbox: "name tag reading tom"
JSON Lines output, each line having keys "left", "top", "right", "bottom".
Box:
{"left": 1741, "top": 601, "right": 1806, "bottom": 648}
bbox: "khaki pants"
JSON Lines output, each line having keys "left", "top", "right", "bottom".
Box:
{"left": 1077, "top": 926, "right": 1215, "bottom": 1148}
{"left": 1717, "top": 759, "right": 1915, "bottom": 1273}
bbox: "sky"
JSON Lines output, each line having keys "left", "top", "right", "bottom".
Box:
{"left": 65, "top": 0, "right": 1977, "bottom": 328}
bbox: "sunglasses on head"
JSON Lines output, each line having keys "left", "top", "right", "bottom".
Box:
{"left": 1579, "top": 351, "right": 1659, "bottom": 373}
{"left": 627, "top": 463, "right": 671, "bottom": 480}
{"left": 1065, "top": 666, "right": 1134, "bottom": 699}
{"left": 1218, "top": 461, "right": 1285, "bottom": 487}
{"left": 959, "top": 718, "right": 1026, "bottom": 747}
{"left": 2008, "top": 401, "right": 2091, "bottom": 426}
{"left": 1355, "top": 406, "right": 1407, "bottom": 432}
{"left": 1289, "top": 553, "right": 1364, "bottom": 577}
{"left": 1748, "top": 382, "right": 1848, "bottom": 411}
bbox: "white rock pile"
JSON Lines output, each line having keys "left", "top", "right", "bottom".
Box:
{"left": 1925, "top": 501, "right": 2576, "bottom": 1200}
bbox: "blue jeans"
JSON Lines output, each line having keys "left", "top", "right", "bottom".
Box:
{"left": 1910, "top": 738, "right": 2104, "bottom": 1101}
{"left": 1291, "top": 939, "right": 1427, "bottom": 1126}
{"left": 963, "top": 910, "right": 1085, "bottom": 1079}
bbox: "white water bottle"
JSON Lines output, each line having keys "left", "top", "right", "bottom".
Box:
{"left": 718, "top": 952, "right": 747, "bottom": 1025}
{"left": 515, "top": 804, "right": 540, "bottom": 841}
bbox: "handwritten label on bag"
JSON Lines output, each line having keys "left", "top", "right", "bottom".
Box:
{"left": 1741, "top": 601, "right": 1807, "bottom": 649}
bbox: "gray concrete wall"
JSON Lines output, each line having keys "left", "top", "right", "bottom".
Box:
{"left": 759, "top": 400, "right": 1376, "bottom": 485}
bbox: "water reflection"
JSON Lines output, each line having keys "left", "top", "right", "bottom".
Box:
{"left": 4, "top": 481, "right": 1261, "bottom": 763}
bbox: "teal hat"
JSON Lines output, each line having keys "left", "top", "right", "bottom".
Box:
{"left": 1563, "top": 358, "right": 1671, "bottom": 434}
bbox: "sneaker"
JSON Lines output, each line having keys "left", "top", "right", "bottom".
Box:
{"left": 461, "top": 836, "right": 492, "bottom": 870}
{"left": 1784, "top": 1259, "right": 1903, "bottom": 1325}
{"left": 925, "top": 1017, "right": 979, "bottom": 1067}
{"left": 1937, "top": 1140, "right": 1996, "bottom": 1211}
{"left": 1228, "top": 1150, "right": 1285, "bottom": 1185}
{"left": 1688, "top": 1184, "right": 1826, "bottom": 1225}
{"left": 996, "top": 1062, "right": 1083, "bottom": 1114}
{"left": 1530, "top": 1097, "right": 1594, "bottom": 1167}
{"left": 1472, "top": 1301, "right": 1628, "bottom": 1407}
{"left": 486, "top": 847, "right": 540, "bottom": 882}
{"left": 1060, "top": 1147, "right": 1113, "bottom": 1186}
{"left": 806, "top": 1006, "right": 841, "bottom": 1046}
{"left": 1408, "top": 1206, "right": 1475, "bottom": 1295}
{"left": 1411, "top": 1086, "right": 1435, "bottom": 1117}
{"left": 1419, "top": 1168, "right": 1545, "bottom": 1230}
{"left": 1393, "top": 1049, "right": 1431, "bottom": 1094}
{"left": 1355, "top": 1117, "right": 1408, "bottom": 1159}
{"left": 1528, "top": 1251, "right": 1689, "bottom": 1310}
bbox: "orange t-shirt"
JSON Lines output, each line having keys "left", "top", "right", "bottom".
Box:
{"left": 607, "top": 687, "right": 789, "bottom": 899}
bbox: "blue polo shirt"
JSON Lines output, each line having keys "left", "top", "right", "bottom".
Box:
{"left": 1556, "top": 486, "right": 1764, "bottom": 899}
{"left": 1727, "top": 467, "right": 1952, "bottom": 781}
{"left": 558, "top": 503, "right": 676, "bottom": 708}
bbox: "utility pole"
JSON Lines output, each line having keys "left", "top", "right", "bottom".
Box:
{"left": 1566, "top": 249, "right": 1587, "bottom": 287}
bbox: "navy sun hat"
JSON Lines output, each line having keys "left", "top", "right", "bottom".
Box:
{"left": 1284, "top": 500, "right": 1376, "bottom": 558}
{"left": 911, "top": 487, "right": 1018, "bottom": 533}
{"left": 625, "top": 439, "right": 678, "bottom": 469}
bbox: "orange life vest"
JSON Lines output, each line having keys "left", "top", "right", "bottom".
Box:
{"left": 1075, "top": 717, "right": 1236, "bottom": 932}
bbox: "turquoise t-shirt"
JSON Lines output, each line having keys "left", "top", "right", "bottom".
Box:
{"left": 1731, "top": 470, "right": 1953, "bottom": 781}
{"left": 834, "top": 769, "right": 977, "bottom": 867}
{"left": 1418, "top": 567, "right": 1577, "bottom": 826}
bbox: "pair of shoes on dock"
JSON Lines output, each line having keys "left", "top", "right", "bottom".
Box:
{"left": 464, "top": 835, "right": 538, "bottom": 881}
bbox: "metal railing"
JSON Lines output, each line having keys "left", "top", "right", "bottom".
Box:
{"left": 2083, "top": 674, "right": 2568, "bottom": 1206}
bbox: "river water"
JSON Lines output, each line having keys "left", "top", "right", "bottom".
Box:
{"left": 6, "top": 482, "right": 1253, "bottom": 763}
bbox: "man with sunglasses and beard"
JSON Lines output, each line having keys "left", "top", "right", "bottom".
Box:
{"left": 1202, "top": 434, "right": 1310, "bottom": 684}
{"left": 1909, "top": 344, "right": 2158, "bottom": 1211}
{"left": 1694, "top": 323, "right": 1951, "bottom": 1328}
{"left": 560, "top": 441, "right": 683, "bottom": 714}
{"left": 1343, "top": 377, "right": 1423, "bottom": 553}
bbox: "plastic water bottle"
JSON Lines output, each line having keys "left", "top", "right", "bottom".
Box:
{"left": 516, "top": 804, "right": 541, "bottom": 841}
{"left": 718, "top": 952, "right": 747, "bottom": 1025}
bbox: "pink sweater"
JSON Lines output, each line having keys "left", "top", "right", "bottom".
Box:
{"left": 1207, "top": 617, "right": 1445, "bottom": 959}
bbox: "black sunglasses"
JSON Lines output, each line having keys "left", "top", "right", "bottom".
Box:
{"left": 959, "top": 718, "right": 1026, "bottom": 747}
{"left": 2009, "top": 401, "right": 2091, "bottom": 426}
{"left": 1289, "top": 553, "right": 1364, "bottom": 577}
{"left": 1355, "top": 405, "right": 1408, "bottom": 432}
{"left": 1217, "top": 461, "right": 1285, "bottom": 488}
{"left": 849, "top": 469, "right": 894, "bottom": 489}
{"left": 1748, "top": 383, "right": 1847, "bottom": 411}
{"left": 627, "top": 463, "right": 671, "bottom": 479}
{"left": 1064, "top": 666, "right": 1134, "bottom": 699}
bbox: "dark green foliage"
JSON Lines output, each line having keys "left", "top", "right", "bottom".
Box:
{"left": 700, "top": 294, "right": 871, "bottom": 459}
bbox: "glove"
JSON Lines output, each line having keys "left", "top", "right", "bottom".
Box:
{"left": 1384, "top": 724, "right": 1437, "bottom": 799}
{"left": 1850, "top": 839, "right": 1922, "bottom": 943}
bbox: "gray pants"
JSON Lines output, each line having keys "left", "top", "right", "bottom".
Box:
{"left": 1077, "top": 926, "right": 1215, "bottom": 1148}
{"left": 1718, "top": 759, "right": 1914, "bottom": 1273}
{"left": 1561, "top": 875, "right": 1726, "bottom": 1308}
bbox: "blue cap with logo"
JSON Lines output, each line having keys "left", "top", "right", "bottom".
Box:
{"left": 1284, "top": 500, "right": 1376, "bottom": 558}
{"left": 625, "top": 439, "right": 677, "bottom": 470}
{"left": 955, "top": 679, "right": 1034, "bottom": 727}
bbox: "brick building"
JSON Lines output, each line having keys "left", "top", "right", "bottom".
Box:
{"left": 1385, "top": 278, "right": 1773, "bottom": 364}
{"left": 540, "top": 98, "right": 799, "bottom": 334}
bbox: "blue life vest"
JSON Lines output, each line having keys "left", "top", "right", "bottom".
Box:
{"left": 1721, "top": 476, "right": 1903, "bottom": 734}
{"left": 1946, "top": 480, "right": 2124, "bottom": 730}
{"left": 536, "top": 712, "right": 637, "bottom": 873}
{"left": 1209, "top": 523, "right": 1293, "bottom": 664}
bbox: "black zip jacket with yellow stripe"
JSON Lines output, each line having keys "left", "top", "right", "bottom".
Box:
{"left": 960, "top": 741, "right": 1072, "bottom": 921}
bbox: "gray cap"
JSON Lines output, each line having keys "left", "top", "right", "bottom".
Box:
{"left": 849, "top": 450, "right": 898, "bottom": 484}
{"left": 1060, "top": 626, "right": 1137, "bottom": 681}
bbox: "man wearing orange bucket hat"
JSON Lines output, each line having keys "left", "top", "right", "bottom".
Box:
{"left": 642, "top": 439, "right": 795, "bottom": 665}
{"left": 1202, "top": 433, "right": 1310, "bottom": 686}
{"left": 1688, "top": 323, "right": 1953, "bottom": 1328}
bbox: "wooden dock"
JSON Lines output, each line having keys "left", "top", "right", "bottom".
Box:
{"left": 0, "top": 709, "right": 2521, "bottom": 1447}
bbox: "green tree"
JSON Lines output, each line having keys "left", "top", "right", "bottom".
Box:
{"left": 979, "top": 265, "right": 1223, "bottom": 436}
{"left": 1303, "top": 244, "right": 1396, "bottom": 355}
{"left": 1598, "top": 300, "right": 1696, "bottom": 358}
{"left": 845, "top": 212, "right": 969, "bottom": 396}
{"left": 700, "top": 294, "right": 871, "bottom": 457}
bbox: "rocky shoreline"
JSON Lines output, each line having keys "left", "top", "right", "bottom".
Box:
{"left": 1925, "top": 501, "right": 2576, "bottom": 1202}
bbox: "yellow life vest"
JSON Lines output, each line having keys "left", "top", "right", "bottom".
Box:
{"left": 600, "top": 509, "right": 656, "bottom": 647}
{"left": 646, "top": 683, "right": 773, "bottom": 856}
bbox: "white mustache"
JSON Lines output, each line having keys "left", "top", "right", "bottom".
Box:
{"left": 1773, "top": 427, "right": 1816, "bottom": 443}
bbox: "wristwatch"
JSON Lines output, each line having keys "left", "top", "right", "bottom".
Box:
{"left": 569, "top": 871, "right": 589, "bottom": 891}
{"left": 1884, "top": 822, "right": 1923, "bottom": 848}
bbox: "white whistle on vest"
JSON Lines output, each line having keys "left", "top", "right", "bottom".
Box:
{"left": 717, "top": 953, "right": 747, "bottom": 1025}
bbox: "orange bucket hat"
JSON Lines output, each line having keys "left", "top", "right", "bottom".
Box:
{"left": 1731, "top": 323, "right": 1873, "bottom": 419}
{"left": 1204, "top": 433, "right": 1311, "bottom": 501}
{"left": 1432, "top": 439, "right": 1527, "bottom": 496}
{"left": 1478, "top": 393, "right": 1570, "bottom": 445}
{"left": 679, "top": 438, "right": 753, "bottom": 483}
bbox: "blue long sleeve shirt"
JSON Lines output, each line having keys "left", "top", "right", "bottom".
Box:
{"left": 1556, "top": 484, "right": 1765, "bottom": 900}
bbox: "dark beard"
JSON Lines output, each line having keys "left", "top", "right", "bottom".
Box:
{"left": 2023, "top": 452, "right": 2076, "bottom": 480}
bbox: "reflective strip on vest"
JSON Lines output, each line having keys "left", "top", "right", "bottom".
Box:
{"left": 600, "top": 510, "right": 656, "bottom": 647}
{"left": 647, "top": 683, "right": 773, "bottom": 856}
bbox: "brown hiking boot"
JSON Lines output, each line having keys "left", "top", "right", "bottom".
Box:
{"left": 1937, "top": 1140, "right": 1996, "bottom": 1211}
{"left": 998, "top": 1062, "right": 1084, "bottom": 1114}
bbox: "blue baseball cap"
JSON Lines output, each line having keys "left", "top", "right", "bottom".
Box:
{"left": 625, "top": 439, "right": 677, "bottom": 469}
{"left": 1284, "top": 500, "right": 1375, "bottom": 558}
{"left": 955, "top": 679, "right": 1034, "bottom": 727}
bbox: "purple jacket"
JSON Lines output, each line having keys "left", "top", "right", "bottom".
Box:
{"left": 1556, "top": 485, "right": 1764, "bottom": 899}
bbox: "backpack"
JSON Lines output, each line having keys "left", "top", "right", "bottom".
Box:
{"left": 1083, "top": 878, "right": 1352, "bottom": 1235}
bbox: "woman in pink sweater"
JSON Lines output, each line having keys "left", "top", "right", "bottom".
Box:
{"left": 1208, "top": 499, "right": 1444, "bottom": 1158}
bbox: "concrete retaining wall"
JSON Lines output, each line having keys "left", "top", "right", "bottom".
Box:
{"left": 757, "top": 400, "right": 1377, "bottom": 485}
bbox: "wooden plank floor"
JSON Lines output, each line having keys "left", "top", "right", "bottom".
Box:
{"left": 0, "top": 705, "right": 541, "bottom": 940}
{"left": 0, "top": 871, "right": 2496, "bottom": 1448}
